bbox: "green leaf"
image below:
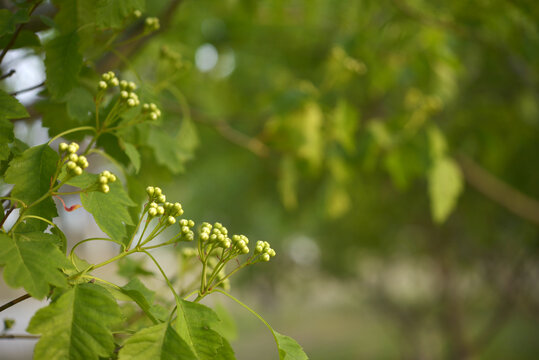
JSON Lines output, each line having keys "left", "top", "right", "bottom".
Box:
{"left": 80, "top": 180, "right": 136, "bottom": 241}
{"left": 148, "top": 127, "right": 186, "bottom": 174}
{"left": 44, "top": 31, "right": 82, "bottom": 99}
{"left": 27, "top": 283, "right": 122, "bottom": 360}
{"left": 0, "top": 88, "right": 29, "bottom": 119}
{"left": 428, "top": 157, "right": 463, "bottom": 223}
{"left": 119, "top": 278, "right": 162, "bottom": 323}
{"left": 0, "top": 9, "right": 29, "bottom": 37}
{"left": 4, "top": 144, "right": 59, "bottom": 223}
{"left": 96, "top": 0, "right": 146, "bottom": 29}
{"left": 118, "top": 322, "right": 196, "bottom": 360}
{"left": 121, "top": 140, "right": 141, "bottom": 173}
{"left": 0, "top": 232, "right": 68, "bottom": 299}
{"left": 174, "top": 299, "right": 224, "bottom": 359}
{"left": 331, "top": 99, "right": 358, "bottom": 154}
{"left": 427, "top": 125, "right": 447, "bottom": 159}
{"left": 213, "top": 336, "right": 236, "bottom": 360}
{"left": 66, "top": 86, "right": 94, "bottom": 122}
{"left": 278, "top": 156, "right": 298, "bottom": 210}
{"left": 275, "top": 331, "right": 308, "bottom": 360}
{"left": 0, "top": 29, "right": 40, "bottom": 49}
{"left": 0, "top": 118, "right": 14, "bottom": 161}
{"left": 176, "top": 119, "right": 199, "bottom": 164}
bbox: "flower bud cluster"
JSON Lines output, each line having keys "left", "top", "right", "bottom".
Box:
{"left": 59, "top": 142, "right": 88, "bottom": 176}
{"left": 231, "top": 234, "right": 250, "bottom": 254}
{"left": 254, "top": 241, "right": 276, "bottom": 262}
{"left": 145, "top": 186, "right": 194, "bottom": 240}
{"left": 98, "top": 170, "right": 117, "bottom": 193}
{"left": 142, "top": 103, "right": 162, "bottom": 121}
{"left": 119, "top": 80, "right": 140, "bottom": 107}
{"left": 144, "top": 17, "right": 160, "bottom": 32}
{"left": 178, "top": 219, "right": 195, "bottom": 241}
{"left": 98, "top": 71, "right": 119, "bottom": 90}
{"left": 199, "top": 222, "right": 233, "bottom": 249}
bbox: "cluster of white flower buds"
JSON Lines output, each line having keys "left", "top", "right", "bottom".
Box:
{"left": 178, "top": 218, "right": 195, "bottom": 241}
{"left": 98, "top": 170, "right": 117, "bottom": 193}
{"left": 142, "top": 103, "right": 161, "bottom": 121}
{"left": 119, "top": 80, "right": 140, "bottom": 107}
{"left": 199, "top": 222, "right": 233, "bottom": 249}
{"left": 144, "top": 17, "right": 160, "bottom": 32}
{"left": 59, "top": 142, "right": 88, "bottom": 176}
{"left": 254, "top": 241, "right": 276, "bottom": 262}
{"left": 231, "top": 234, "right": 250, "bottom": 254}
{"left": 98, "top": 71, "right": 119, "bottom": 91}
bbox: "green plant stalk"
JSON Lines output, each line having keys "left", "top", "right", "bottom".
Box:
{"left": 209, "top": 263, "right": 250, "bottom": 291}
{"left": 213, "top": 289, "right": 280, "bottom": 352}
{"left": 47, "top": 126, "right": 97, "bottom": 146}
{"left": 126, "top": 203, "right": 149, "bottom": 250}
{"left": 142, "top": 250, "right": 181, "bottom": 303}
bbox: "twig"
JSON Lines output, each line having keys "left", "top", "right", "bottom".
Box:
{"left": 0, "top": 334, "right": 40, "bottom": 339}
{"left": 0, "top": 293, "right": 31, "bottom": 313}
{"left": 213, "top": 120, "right": 270, "bottom": 158}
{"left": 457, "top": 154, "right": 539, "bottom": 226}
{"left": 0, "top": 1, "right": 42, "bottom": 65}
{"left": 9, "top": 81, "right": 45, "bottom": 97}
{"left": 0, "top": 69, "right": 15, "bottom": 80}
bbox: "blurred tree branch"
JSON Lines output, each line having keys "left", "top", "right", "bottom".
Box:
{"left": 458, "top": 154, "right": 539, "bottom": 226}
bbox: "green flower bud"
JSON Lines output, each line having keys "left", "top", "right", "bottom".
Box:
{"left": 110, "top": 77, "right": 119, "bottom": 87}
{"left": 66, "top": 161, "right": 77, "bottom": 170}
{"left": 241, "top": 246, "right": 249, "bottom": 254}
{"left": 108, "top": 174, "right": 116, "bottom": 182}
{"left": 133, "top": 9, "right": 142, "bottom": 18}
{"left": 268, "top": 249, "right": 276, "bottom": 257}
{"left": 101, "top": 170, "right": 111, "bottom": 178}
{"left": 261, "top": 253, "right": 270, "bottom": 262}
{"left": 73, "top": 166, "right": 83, "bottom": 176}
{"left": 167, "top": 216, "right": 176, "bottom": 225}
{"left": 146, "top": 186, "right": 155, "bottom": 197}
{"left": 255, "top": 245, "right": 263, "bottom": 254}
{"left": 200, "top": 233, "right": 209, "bottom": 241}
{"left": 149, "top": 202, "right": 158, "bottom": 208}
{"left": 128, "top": 81, "right": 137, "bottom": 91}
{"left": 68, "top": 153, "right": 78, "bottom": 162}
{"left": 59, "top": 142, "right": 68, "bottom": 152}
{"left": 67, "top": 144, "right": 77, "bottom": 154}
{"left": 154, "top": 187, "right": 162, "bottom": 196}
{"left": 143, "top": 103, "right": 150, "bottom": 111}
{"left": 157, "top": 194, "right": 166, "bottom": 203}
{"left": 157, "top": 206, "right": 165, "bottom": 215}
{"left": 188, "top": 219, "right": 195, "bottom": 227}
{"left": 120, "top": 80, "right": 128, "bottom": 89}
{"left": 127, "top": 98, "right": 136, "bottom": 107}
{"left": 77, "top": 155, "right": 87, "bottom": 165}
{"left": 102, "top": 73, "right": 111, "bottom": 81}
{"left": 148, "top": 207, "right": 157, "bottom": 217}
{"left": 101, "top": 184, "right": 110, "bottom": 193}
{"left": 180, "top": 219, "right": 188, "bottom": 226}
{"left": 150, "top": 112, "right": 158, "bottom": 121}
{"left": 186, "top": 232, "right": 194, "bottom": 241}
{"left": 181, "top": 225, "right": 189, "bottom": 233}
{"left": 150, "top": 103, "right": 157, "bottom": 111}
{"left": 99, "top": 176, "right": 108, "bottom": 184}
{"left": 120, "top": 90, "right": 129, "bottom": 99}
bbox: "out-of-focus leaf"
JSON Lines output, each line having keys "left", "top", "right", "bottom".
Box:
{"left": 0, "top": 30, "right": 40, "bottom": 49}
{"left": 96, "top": 0, "right": 146, "bottom": 29}
{"left": 428, "top": 157, "right": 463, "bottom": 223}
{"left": 0, "top": 232, "right": 68, "bottom": 299}
{"left": 0, "top": 88, "right": 29, "bottom": 119}
{"left": 275, "top": 331, "right": 309, "bottom": 360}
{"left": 331, "top": 100, "right": 358, "bottom": 154}
{"left": 278, "top": 156, "right": 298, "bottom": 210}
{"left": 148, "top": 127, "right": 186, "bottom": 174}
{"left": 118, "top": 322, "right": 196, "bottom": 360}
{"left": 28, "top": 283, "right": 122, "bottom": 360}
{"left": 121, "top": 140, "right": 141, "bottom": 173}
{"left": 0, "top": 9, "right": 29, "bottom": 37}
{"left": 66, "top": 87, "right": 94, "bottom": 122}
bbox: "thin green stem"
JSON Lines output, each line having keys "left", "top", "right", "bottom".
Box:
{"left": 47, "top": 126, "right": 96, "bottom": 145}
{"left": 182, "top": 290, "right": 199, "bottom": 300}
{"left": 0, "top": 197, "right": 27, "bottom": 208}
{"left": 210, "top": 263, "right": 249, "bottom": 291}
{"left": 213, "top": 289, "right": 280, "bottom": 351}
{"left": 70, "top": 237, "right": 121, "bottom": 265}
{"left": 126, "top": 204, "right": 148, "bottom": 250}
{"left": 19, "top": 215, "right": 55, "bottom": 228}
{"left": 135, "top": 218, "right": 152, "bottom": 248}
{"left": 142, "top": 250, "right": 181, "bottom": 302}
{"left": 92, "top": 248, "right": 137, "bottom": 271}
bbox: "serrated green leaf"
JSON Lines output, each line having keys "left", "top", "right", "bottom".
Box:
{"left": 275, "top": 331, "right": 308, "bottom": 360}
{"left": 119, "top": 278, "right": 162, "bottom": 323}
{"left": 27, "top": 283, "right": 122, "bottom": 360}
{"left": 4, "top": 144, "right": 59, "bottom": 223}
{"left": 45, "top": 31, "right": 82, "bottom": 99}
{"left": 213, "top": 336, "right": 236, "bottom": 360}
{"left": 428, "top": 157, "right": 463, "bottom": 223}
{"left": 174, "top": 299, "right": 224, "bottom": 359}
{"left": 121, "top": 141, "right": 141, "bottom": 173}
{"left": 0, "top": 232, "right": 68, "bottom": 299}
{"left": 96, "top": 0, "right": 146, "bottom": 29}
{"left": 118, "top": 322, "right": 196, "bottom": 360}
{"left": 38, "top": 100, "right": 84, "bottom": 139}
{"left": 0, "top": 29, "right": 40, "bottom": 49}
{"left": 80, "top": 180, "right": 136, "bottom": 241}
{"left": 0, "top": 118, "right": 14, "bottom": 161}
{"left": 0, "top": 88, "right": 29, "bottom": 119}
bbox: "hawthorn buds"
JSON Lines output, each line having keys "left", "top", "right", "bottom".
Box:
{"left": 144, "top": 17, "right": 160, "bottom": 32}
{"left": 97, "top": 170, "right": 117, "bottom": 193}
{"left": 142, "top": 103, "right": 161, "bottom": 121}
{"left": 254, "top": 240, "right": 276, "bottom": 262}
{"left": 59, "top": 142, "right": 88, "bottom": 177}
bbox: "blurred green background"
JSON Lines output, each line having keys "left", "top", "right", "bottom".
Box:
{"left": 2, "top": 0, "right": 539, "bottom": 359}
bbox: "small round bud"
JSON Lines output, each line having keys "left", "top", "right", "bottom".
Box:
{"left": 73, "top": 166, "right": 83, "bottom": 176}
{"left": 128, "top": 81, "right": 137, "bottom": 91}
{"left": 67, "top": 145, "right": 77, "bottom": 154}
{"left": 99, "top": 176, "right": 108, "bottom": 184}
{"left": 167, "top": 216, "right": 176, "bottom": 225}
{"left": 108, "top": 174, "right": 116, "bottom": 182}
{"left": 186, "top": 233, "right": 194, "bottom": 241}
{"left": 110, "top": 77, "right": 119, "bottom": 87}
{"left": 127, "top": 99, "right": 136, "bottom": 107}
{"left": 134, "top": 9, "right": 142, "bottom": 18}
{"left": 120, "top": 90, "right": 129, "bottom": 99}
{"left": 268, "top": 249, "right": 276, "bottom": 257}
{"left": 98, "top": 81, "right": 107, "bottom": 90}
{"left": 120, "top": 80, "right": 128, "bottom": 89}
{"left": 102, "top": 73, "right": 111, "bottom": 81}
{"left": 157, "top": 194, "right": 166, "bottom": 203}
{"left": 155, "top": 109, "right": 161, "bottom": 117}
{"left": 180, "top": 219, "right": 188, "bottom": 226}
{"left": 200, "top": 233, "right": 209, "bottom": 241}
{"left": 77, "top": 155, "right": 87, "bottom": 164}
{"left": 101, "top": 184, "right": 110, "bottom": 193}
{"left": 154, "top": 187, "right": 162, "bottom": 196}
{"left": 255, "top": 245, "right": 263, "bottom": 254}
{"left": 182, "top": 226, "right": 189, "bottom": 233}
{"left": 157, "top": 206, "right": 165, "bottom": 215}
{"left": 241, "top": 246, "right": 250, "bottom": 254}
{"left": 150, "top": 103, "right": 157, "bottom": 111}
{"left": 101, "top": 170, "right": 111, "bottom": 178}
{"left": 142, "top": 103, "right": 150, "bottom": 111}
{"left": 66, "top": 161, "right": 77, "bottom": 170}
{"left": 149, "top": 202, "right": 158, "bottom": 208}
{"left": 150, "top": 112, "right": 158, "bottom": 121}
{"left": 188, "top": 220, "right": 195, "bottom": 227}
{"left": 68, "top": 153, "right": 78, "bottom": 162}
{"left": 261, "top": 253, "right": 270, "bottom": 262}
{"left": 59, "top": 142, "right": 68, "bottom": 152}
{"left": 148, "top": 208, "right": 157, "bottom": 217}
{"left": 146, "top": 186, "right": 155, "bottom": 196}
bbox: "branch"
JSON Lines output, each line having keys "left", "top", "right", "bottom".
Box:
{"left": 0, "top": 334, "right": 39, "bottom": 339}
{"left": 9, "top": 81, "right": 45, "bottom": 96}
{"left": 457, "top": 154, "right": 539, "bottom": 226}
{"left": 0, "top": 69, "right": 15, "bottom": 80}
{"left": 0, "top": 293, "right": 31, "bottom": 313}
